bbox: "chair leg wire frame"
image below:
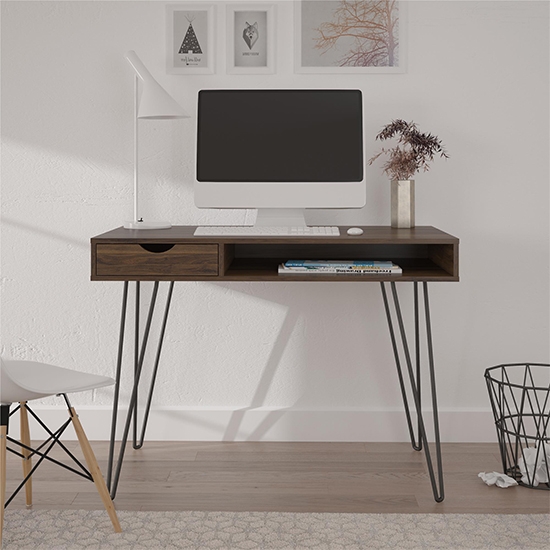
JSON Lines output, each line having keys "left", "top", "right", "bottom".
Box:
{"left": 380, "top": 281, "right": 445, "bottom": 502}
{"left": 107, "top": 281, "right": 175, "bottom": 499}
{"left": 2, "top": 397, "right": 121, "bottom": 535}
{"left": 3, "top": 400, "right": 94, "bottom": 509}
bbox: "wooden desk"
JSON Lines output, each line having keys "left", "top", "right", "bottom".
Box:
{"left": 92, "top": 225, "right": 458, "bottom": 282}
{"left": 91, "top": 226, "right": 459, "bottom": 503}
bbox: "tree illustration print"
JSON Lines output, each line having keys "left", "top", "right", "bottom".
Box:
{"left": 179, "top": 15, "right": 203, "bottom": 54}
{"left": 315, "top": 0, "right": 399, "bottom": 67}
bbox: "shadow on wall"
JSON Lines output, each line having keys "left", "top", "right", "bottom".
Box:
{"left": 121, "top": 283, "right": 304, "bottom": 442}
{"left": 2, "top": 217, "right": 88, "bottom": 249}
{"left": 222, "top": 307, "right": 301, "bottom": 441}
{"left": 132, "top": 281, "right": 394, "bottom": 442}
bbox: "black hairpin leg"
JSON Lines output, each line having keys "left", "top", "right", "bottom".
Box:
{"left": 380, "top": 281, "right": 444, "bottom": 502}
{"left": 106, "top": 281, "right": 175, "bottom": 499}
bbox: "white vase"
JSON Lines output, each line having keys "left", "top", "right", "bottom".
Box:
{"left": 391, "top": 180, "right": 415, "bottom": 228}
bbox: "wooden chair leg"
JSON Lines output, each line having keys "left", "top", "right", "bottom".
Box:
{"left": 1, "top": 424, "right": 7, "bottom": 548}
{"left": 19, "top": 402, "right": 33, "bottom": 508}
{"left": 69, "top": 407, "right": 121, "bottom": 533}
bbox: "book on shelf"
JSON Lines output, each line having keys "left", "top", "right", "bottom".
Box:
{"left": 283, "top": 260, "right": 395, "bottom": 269}
{"left": 278, "top": 260, "right": 402, "bottom": 275}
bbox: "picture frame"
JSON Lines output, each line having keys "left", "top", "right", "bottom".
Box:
{"left": 226, "top": 4, "right": 275, "bottom": 74}
{"left": 295, "top": 0, "right": 406, "bottom": 74}
{"left": 166, "top": 3, "right": 215, "bottom": 74}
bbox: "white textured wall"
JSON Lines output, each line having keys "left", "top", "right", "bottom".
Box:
{"left": 1, "top": 1, "right": 549, "bottom": 441}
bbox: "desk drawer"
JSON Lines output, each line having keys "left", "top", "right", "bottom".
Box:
{"left": 96, "top": 244, "right": 219, "bottom": 277}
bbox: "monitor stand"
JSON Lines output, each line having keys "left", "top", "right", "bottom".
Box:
{"left": 254, "top": 209, "right": 307, "bottom": 227}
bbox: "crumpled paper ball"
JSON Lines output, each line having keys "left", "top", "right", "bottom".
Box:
{"left": 518, "top": 445, "right": 550, "bottom": 486}
{"left": 478, "top": 471, "right": 518, "bottom": 488}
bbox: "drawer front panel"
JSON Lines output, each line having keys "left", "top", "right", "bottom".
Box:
{"left": 96, "top": 244, "right": 219, "bottom": 277}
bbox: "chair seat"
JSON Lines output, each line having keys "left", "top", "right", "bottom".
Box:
{"left": 1, "top": 359, "right": 114, "bottom": 404}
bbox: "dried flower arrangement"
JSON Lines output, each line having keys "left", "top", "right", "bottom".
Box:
{"left": 369, "top": 120, "right": 449, "bottom": 181}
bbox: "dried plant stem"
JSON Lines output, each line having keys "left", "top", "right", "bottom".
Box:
{"left": 369, "top": 120, "right": 448, "bottom": 180}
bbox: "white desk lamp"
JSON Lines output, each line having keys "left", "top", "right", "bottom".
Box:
{"left": 124, "top": 50, "right": 190, "bottom": 230}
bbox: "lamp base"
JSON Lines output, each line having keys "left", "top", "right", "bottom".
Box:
{"left": 123, "top": 220, "right": 172, "bottom": 230}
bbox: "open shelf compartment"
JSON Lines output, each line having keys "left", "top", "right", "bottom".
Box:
{"left": 221, "top": 242, "right": 458, "bottom": 282}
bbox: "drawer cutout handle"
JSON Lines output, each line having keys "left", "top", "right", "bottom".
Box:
{"left": 139, "top": 244, "right": 175, "bottom": 253}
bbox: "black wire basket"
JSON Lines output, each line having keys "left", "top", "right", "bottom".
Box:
{"left": 485, "top": 363, "right": 550, "bottom": 490}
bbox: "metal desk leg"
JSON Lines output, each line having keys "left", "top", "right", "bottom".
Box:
{"left": 106, "top": 281, "right": 175, "bottom": 499}
{"left": 380, "top": 281, "right": 444, "bottom": 502}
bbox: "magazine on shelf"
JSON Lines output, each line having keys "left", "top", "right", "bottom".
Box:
{"left": 279, "top": 262, "right": 402, "bottom": 275}
{"left": 284, "top": 260, "right": 394, "bottom": 268}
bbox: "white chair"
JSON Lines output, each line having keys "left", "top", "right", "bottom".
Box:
{"left": 0, "top": 358, "right": 121, "bottom": 545}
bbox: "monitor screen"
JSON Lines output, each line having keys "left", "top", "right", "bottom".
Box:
{"left": 196, "top": 90, "right": 363, "bottom": 183}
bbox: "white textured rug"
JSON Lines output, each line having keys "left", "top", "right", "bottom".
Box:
{"left": 2, "top": 510, "right": 549, "bottom": 549}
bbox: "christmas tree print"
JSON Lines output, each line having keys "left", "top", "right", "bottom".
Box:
{"left": 179, "top": 15, "right": 203, "bottom": 54}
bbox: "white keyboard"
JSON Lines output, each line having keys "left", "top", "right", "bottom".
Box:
{"left": 194, "top": 226, "right": 340, "bottom": 237}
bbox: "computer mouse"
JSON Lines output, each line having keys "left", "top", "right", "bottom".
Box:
{"left": 347, "top": 227, "right": 364, "bottom": 236}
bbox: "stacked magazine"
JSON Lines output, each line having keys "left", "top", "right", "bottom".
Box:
{"left": 278, "top": 260, "right": 402, "bottom": 275}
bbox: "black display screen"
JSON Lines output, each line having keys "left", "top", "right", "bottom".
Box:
{"left": 196, "top": 90, "right": 363, "bottom": 182}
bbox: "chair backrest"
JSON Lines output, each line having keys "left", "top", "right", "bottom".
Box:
{"left": 1, "top": 357, "right": 114, "bottom": 405}
{"left": 1, "top": 357, "right": 48, "bottom": 404}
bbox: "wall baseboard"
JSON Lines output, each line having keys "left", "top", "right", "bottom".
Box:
{"left": 7, "top": 407, "right": 497, "bottom": 442}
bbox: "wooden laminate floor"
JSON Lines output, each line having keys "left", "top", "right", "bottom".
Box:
{"left": 4, "top": 441, "right": 550, "bottom": 514}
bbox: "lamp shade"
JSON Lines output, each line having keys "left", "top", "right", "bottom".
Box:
{"left": 125, "top": 50, "right": 190, "bottom": 120}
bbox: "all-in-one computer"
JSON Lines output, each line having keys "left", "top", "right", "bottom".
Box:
{"left": 194, "top": 89, "right": 365, "bottom": 236}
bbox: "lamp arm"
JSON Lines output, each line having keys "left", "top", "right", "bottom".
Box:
{"left": 126, "top": 50, "right": 155, "bottom": 83}
{"left": 133, "top": 74, "right": 139, "bottom": 223}
{"left": 123, "top": 50, "right": 182, "bottom": 230}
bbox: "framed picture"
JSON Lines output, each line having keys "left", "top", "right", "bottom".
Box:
{"left": 295, "top": 0, "right": 406, "bottom": 74}
{"left": 227, "top": 4, "right": 275, "bottom": 74}
{"left": 166, "top": 3, "right": 215, "bottom": 74}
